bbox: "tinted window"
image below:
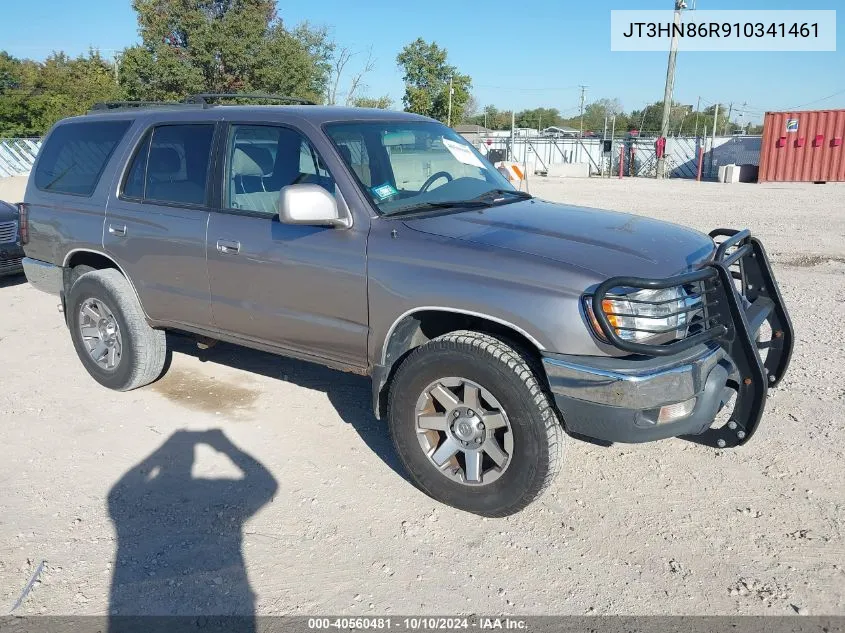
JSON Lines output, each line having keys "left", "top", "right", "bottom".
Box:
{"left": 123, "top": 133, "right": 150, "bottom": 199}
{"left": 34, "top": 120, "right": 131, "bottom": 195}
{"left": 145, "top": 125, "right": 215, "bottom": 205}
{"left": 227, "top": 124, "right": 334, "bottom": 216}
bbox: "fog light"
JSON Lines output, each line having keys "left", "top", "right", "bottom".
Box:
{"left": 657, "top": 398, "right": 696, "bottom": 424}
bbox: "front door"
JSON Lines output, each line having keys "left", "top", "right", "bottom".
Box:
{"left": 206, "top": 123, "right": 368, "bottom": 369}
{"left": 104, "top": 122, "right": 217, "bottom": 328}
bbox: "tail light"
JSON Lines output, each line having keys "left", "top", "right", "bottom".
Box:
{"left": 17, "top": 202, "right": 29, "bottom": 245}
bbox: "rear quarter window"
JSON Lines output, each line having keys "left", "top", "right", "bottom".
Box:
{"left": 34, "top": 120, "right": 132, "bottom": 196}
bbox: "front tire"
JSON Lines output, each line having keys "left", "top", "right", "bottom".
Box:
{"left": 67, "top": 269, "right": 167, "bottom": 391}
{"left": 388, "top": 331, "right": 563, "bottom": 516}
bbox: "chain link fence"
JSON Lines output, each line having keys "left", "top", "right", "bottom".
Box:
{"left": 0, "top": 139, "right": 42, "bottom": 178}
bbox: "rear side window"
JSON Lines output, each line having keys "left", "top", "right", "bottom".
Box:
{"left": 34, "top": 120, "right": 131, "bottom": 196}
{"left": 121, "top": 124, "right": 215, "bottom": 206}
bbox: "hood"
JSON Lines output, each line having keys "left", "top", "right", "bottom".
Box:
{"left": 0, "top": 200, "right": 17, "bottom": 222}
{"left": 401, "top": 198, "right": 715, "bottom": 279}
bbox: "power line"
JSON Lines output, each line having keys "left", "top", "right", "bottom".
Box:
{"left": 473, "top": 84, "right": 582, "bottom": 92}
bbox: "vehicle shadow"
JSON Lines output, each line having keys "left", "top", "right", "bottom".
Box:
{"left": 0, "top": 273, "right": 26, "bottom": 289}
{"left": 165, "top": 334, "right": 407, "bottom": 480}
{"left": 108, "top": 429, "right": 277, "bottom": 632}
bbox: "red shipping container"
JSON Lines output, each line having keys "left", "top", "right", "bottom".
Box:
{"left": 758, "top": 109, "right": 845, "bottom": 183}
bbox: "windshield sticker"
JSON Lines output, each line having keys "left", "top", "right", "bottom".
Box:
{"left": 372, "top": 182, "right": 398, "bottom": 200}
{"left": 442, "top": 138, "right": 484, "bottom": 169}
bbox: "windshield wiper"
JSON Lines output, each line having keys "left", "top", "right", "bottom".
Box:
{"left": 385, "top": 199, "right": 490, "bottom": 216}
{"left": 469, "top": 188, "right": 532, "bottom": 202}
{"left": 386, "top": 189, "right": 532, "bottom": 217}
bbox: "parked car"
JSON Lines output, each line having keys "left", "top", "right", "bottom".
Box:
{"left": 19, "top": 96, "right": 794, "bottom": 516}
{"left": 0, "top": 200, "right": 24, "bottom": 277}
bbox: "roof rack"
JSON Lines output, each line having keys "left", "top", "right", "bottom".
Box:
{"left": 184, "top": 93, "right": 316, "bottom": 107}
{"left": 89, "top": 101, "right": 190, "bottom": 112}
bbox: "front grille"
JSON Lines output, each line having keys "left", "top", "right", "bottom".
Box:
{"left": 0, "top": 257, "right": 23, "bottom": 273}
{"left": 0, "top": 220, "right": 18, "bottom": 244}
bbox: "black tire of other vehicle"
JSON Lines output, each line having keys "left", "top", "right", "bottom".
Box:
{"left": 67, "top": 269, "right": 167, "bottom": 391}
{"left": 388, "top": 330, "right": 563, "bottom": 517}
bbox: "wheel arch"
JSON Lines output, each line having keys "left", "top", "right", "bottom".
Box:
{"left": 373, "top": 307, "right": 548, "bottom": 420}
{"left": 61, "top": 249, "right": 148, "bottom": 322}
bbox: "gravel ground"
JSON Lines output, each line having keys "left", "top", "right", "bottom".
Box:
{"left": 0, "top": 176, "right": 843, "bottom": 617}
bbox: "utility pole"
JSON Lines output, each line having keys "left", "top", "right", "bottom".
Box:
{"left": 578, "top": 85, "right": 588, "bottom": 137}
{"left": 709, "top": 103, "right": 718, "bottom": 175}
{"left": 711, "top": 103, "right": 719, "bottom": 143}
{"left": 656, "top": 0, "right": 684, "bottom": 178}
{"left": 510, "top": 110, "right": 516, "bottom": 162}
{"left": 723, "top": 102, "right": 733, "bottom": 135}
{"left": 447, "top": 75, "right": 454, "bottom": 127}
{"left": 693, "top": 96, "right": 701, "bottom": 137}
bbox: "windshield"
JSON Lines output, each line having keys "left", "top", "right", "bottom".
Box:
{"left": 324, "top": 121, "right": 518, "bottom": 216}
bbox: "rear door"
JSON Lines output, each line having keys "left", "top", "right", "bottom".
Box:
{"left": 104, "top": 122, "right": 217, "bottom": 328}
{"left": 205, "top": 122, "right": 369, "bottom": 368}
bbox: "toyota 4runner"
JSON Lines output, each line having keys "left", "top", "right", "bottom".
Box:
{"left": 19, "top": 95, "right": 794, "bottom": 516}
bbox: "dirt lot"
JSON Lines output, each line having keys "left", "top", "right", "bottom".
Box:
{"left": 1, "top": 176, "right": 843, "bottom": 616}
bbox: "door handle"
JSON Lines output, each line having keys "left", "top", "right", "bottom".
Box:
{"left": 108, "top": 224, "right": 127, "bottom": 237}
{"left": 216, "top": 239, "right": 241, "bottom": 255}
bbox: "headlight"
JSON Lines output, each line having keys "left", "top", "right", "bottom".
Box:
{"left": 585, "top": 287, "right": 701, "bottom": 344}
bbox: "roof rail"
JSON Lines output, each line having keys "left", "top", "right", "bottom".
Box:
{"left": 184, "top": 93, "right": 316, "bottom": 107}
{"left": 89, "top": 101, "right": 191, "bottom": 113}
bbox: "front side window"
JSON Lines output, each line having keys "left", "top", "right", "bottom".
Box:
{"left": 226, "top": 124, "right": 334, "bottom": 216}
{"left": 325, "top": 121, "right": 517, "bottom": 216}
{"left": 121, "top": 124, "right": 215, "bottom": 206}
{"left": 35, "top": 120, "right": 131, "bottom": 196}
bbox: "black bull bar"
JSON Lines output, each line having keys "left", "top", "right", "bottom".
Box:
{"left": 591, "top": 228, "right": 795, "bottom": 448}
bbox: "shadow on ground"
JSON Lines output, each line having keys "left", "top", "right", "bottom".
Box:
{"left": 164, "top": 334, "right": 406, "bottom": 479}
{"left": 108, "top": 429, "right": 276, "bottom": 630}
{"left": 0, "top": 273, "right": 26, "bottom": 289}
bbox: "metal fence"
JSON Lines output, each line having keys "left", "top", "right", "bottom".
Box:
{"left": 0, "top": 139, "right": 42, "bottom": 177}
{"left": 468, "top": 134, "right": 762, "bottom": 181}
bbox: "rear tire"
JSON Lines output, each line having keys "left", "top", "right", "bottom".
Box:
{"left": 388, "top": 330, "right": 563, "bottom": 517}
{"left": 67, "top": 269, "right": 167, "bottom": 391}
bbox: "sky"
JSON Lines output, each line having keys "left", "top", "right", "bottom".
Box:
{"left": 1, "top": 0, "right": 843, "bottom": 124}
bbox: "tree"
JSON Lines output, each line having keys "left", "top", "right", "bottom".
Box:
{"left": 701, "top": 103, "right": 742, "bottom": 136}
{"left": 350, "top": 95, "right": 392, "bottom": 109}
{"left": 463, "top": 104, "right": 512, "bottom": 130}
{"left": 119, "top": 0, "right": 333, "bottom": 102}
{"left": 515, "top": 107, "right": 564, "bottom": 130}
{"left": 581, "top": 98, "right": 629, "bottom": 134}
{"left": 460, "top": 94, "right": 478, "bottom": 122}
{"left": 0, "top": 50, "right": 120, "bottom": 137}
{"left": 396, "top": 38, "right": 471, "bottom": 125}
{"left": 628, "top": 100, "right": 691, "bottom": 135}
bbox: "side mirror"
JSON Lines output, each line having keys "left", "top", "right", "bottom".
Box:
{"left": 278, "top": 184, "right": 350, "bottom": 228}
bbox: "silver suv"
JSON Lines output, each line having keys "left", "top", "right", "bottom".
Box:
{"left": 19, "top": 95, "right": 794, "bottom": 516}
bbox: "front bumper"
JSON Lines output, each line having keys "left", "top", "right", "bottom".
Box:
{"left": 544, "top": 345, "right": 735, "bottom": 443}
{"left": 0, "top": 243, "right": 24, "bottom": 277}
{"left": 545, "top": 229, "right": 794, "bottom": 448}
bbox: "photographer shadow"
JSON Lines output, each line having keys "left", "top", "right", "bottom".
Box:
{"left": 108, "top": 429, "right": 277, "bottom": 632}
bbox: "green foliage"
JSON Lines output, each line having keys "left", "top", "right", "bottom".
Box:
{"left": 580, "top": 98, "right": 630, "bottom": 134}
{"left": 463, "top": 105, "right": 513, "bottom": 130}
{"left": 0, "top": 50, "right": 120, "bottom": 137}
{"left": 515, "top": 107, "right": 564, "bottom": 130}
{"left": 350, "top": 95, "right": 392, "bottom": 109}
{"left": 396, "top": 38, "right": 471, "bottom": 124}
{"left": 120, "top": 0, "right": 333, "bottom": 103}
